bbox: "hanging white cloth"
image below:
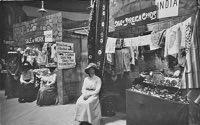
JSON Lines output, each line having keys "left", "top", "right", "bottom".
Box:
{"left": 124, "top": 38, "right": 132, "bottom": 47}
{"left": 150, "top": 30, "right": 166, "bottom": 50}
{"left": 124, "top": 35, "right": 151, "bottom": 47}
{"left": 164, "top": 23, "right": 181, "bottom": 57}
{"left": 105, "top": 37, "right": 116, "bottom": 53}
{"left": 106, "top": 53, "right": 113, "bottom": 64}
{"left": 50, "top": 44, "right": 56, "bottom": 59}
{"left": 137, "top": 35, "right": 151, "bottom": 46}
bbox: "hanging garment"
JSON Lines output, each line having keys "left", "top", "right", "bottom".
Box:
{"left": 164, "top": 24, "right": 181, "bottom": 57}
{"left": 42, "top": 43, "right": 48, "bottom": 52}
{"left": 115, "top": 50, "right": 123, "bottom": 74}
{"left": 106, "top": 53, "right": 114, "bottom": 65}
{"left": 122, "top": 48, "right": 131, "bottom": 72}
{"left": 124, "top": 35, "right": 150, "bottom": 47}
{"left": 105, "top": 37, "right": 117, "bottom": 53}
{"left": 50, "top": 44, "right": 56, "bottom": 59}
{"left": 124, "top": 38, "right": 132, "bottom": 47}
{"left": 37, "top": 51, "right": 47, "bottom": 66}
{"left": 181, "top": 11, "right": 200, "bottom": 89}
{"left": 129, "top": 46, "right": 138, "bottom": 65}
{"left": 150, "top": 30, "right": 166, "bottom": 50}
{"left": 180, "top": 17, "right": 192, "bottom": 51}
{"left": 137, "top": 35, "right": 151, "bottom": 46}
{"left": 129, "top": 46, "right": 135, "bottom": 65}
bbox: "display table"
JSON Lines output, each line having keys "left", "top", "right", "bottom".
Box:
{"left": 126, "top": 89, "right": 189, "bottom": 125}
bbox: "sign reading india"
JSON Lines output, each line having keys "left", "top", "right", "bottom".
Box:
{"left": 114, "top": 6, "right": 158, "bottom": 30}
{"left": 56, "top": 42, "right": 74, "bottom": 53}
{"left": 155, "top": 0, "right": 179, "bottom": 18}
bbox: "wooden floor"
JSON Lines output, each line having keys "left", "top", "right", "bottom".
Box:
{"left": 0, "top": 90, "right": 126, "bottom": 125}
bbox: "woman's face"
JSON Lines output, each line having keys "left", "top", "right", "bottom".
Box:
{"left": 88, "top": 68, "right": 95, "bottom": 75}
{"left": 49, "top": 68, "right": 55, "bottom": 73}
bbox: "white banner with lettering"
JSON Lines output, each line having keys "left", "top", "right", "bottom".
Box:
{"left": 155, "top": 0, "right": 179, "bottom": 18}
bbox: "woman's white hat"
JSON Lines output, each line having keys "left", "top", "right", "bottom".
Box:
{"left": 85, "top": 63, "right": 98, "bottom": 74}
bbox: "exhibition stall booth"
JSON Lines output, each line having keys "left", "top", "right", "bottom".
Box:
{"left": 10, "top": 12, "right": 86, "bottom": 104}
{"left": 100, "top": 0, "right": 200, "bottom": 124}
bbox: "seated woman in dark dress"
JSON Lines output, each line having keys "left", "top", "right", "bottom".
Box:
{"left": 18, "top": 62, "right": 35, "bottom": 103}
{"left": 36, "top": 66, "right": 57, "bottom": 106}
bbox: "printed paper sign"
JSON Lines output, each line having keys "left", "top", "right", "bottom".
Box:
{"left": 57, "top": 52, "right": 76, "bottom": 69}
{"left": 155, "top": 0, "right": 179, "bottom": 18}
{"left": 44, "top": 30, "right": 53, "bottom": 42}
{"left": 56, "top": 42, "right": 74, "bottom": 53}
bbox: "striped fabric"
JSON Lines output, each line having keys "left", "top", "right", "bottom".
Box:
{"left": 181, "top": 10, "right": 200, "bottom": 89}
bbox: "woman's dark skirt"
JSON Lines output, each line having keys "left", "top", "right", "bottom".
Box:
{"left": 36, "top": 86, "right": 57, "bottom": 106}
{"left": 19, "top": 83, "right": 37, "bottom": 102}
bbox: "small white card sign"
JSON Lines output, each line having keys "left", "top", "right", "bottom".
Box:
{"left": 155, "top": 0, "right": 179, "bottom": 19}
{"left": 56, "top": 42, "right": 74, "bottom": 53}
{"left": 44, "top": 30, "right": 53, "bottom": 42}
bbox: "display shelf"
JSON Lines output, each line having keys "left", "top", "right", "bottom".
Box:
{"left": 126, "top": 89, "right": 189, "bottom": 125}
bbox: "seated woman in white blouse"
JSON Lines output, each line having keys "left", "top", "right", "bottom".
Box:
{"left": 75, "top": 63, "right": 102, "bottom": 125}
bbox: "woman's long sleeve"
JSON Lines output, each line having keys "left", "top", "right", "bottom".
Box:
{"left": 90, "top": 77, "right": 102, "bottom": 96}
{"left": 81, "top": 78, "right": 87, "bottom": 95}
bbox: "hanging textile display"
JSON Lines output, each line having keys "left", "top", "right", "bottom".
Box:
{"left": 88, "top": 1, "right": 97, "bottom": 63}
{"left": 93, "top": 0, "right": 109, "bottom": 76}
{"left": 123, "top": 35, "right": 151, "bottom": 47}
{"left": 105, "top": 37, "right": 116, "bottom": 53}
{"left": 181, "top": 10, "right": 200, "bottom": 89}
{"left": 180, "top": 17, "right": 192, "bottom": 52}
{"left": 87, "top": 0, "right": 109, "bottom": 76}
{"left": 95, "top": 0, "right": 109, "bottom": 76}
{"left": 115, "top": 48, "right": 131, "bottom": 74}
{"left": 164, "top": 23, "right": 182, "bottom": 57}
{"left": 150, "top": 29, "right": 166, "bottom": 50}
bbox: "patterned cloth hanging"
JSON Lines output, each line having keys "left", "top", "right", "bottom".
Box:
{"left": 87, "top": 1, "right": 97, "bottom": 63}
{"left": 87, "top": 0, "right": 109, "bottom": 77}
{"left": 95, "top": 0, "right": 109, "bottom": 76}
{"left": 181, "top": 10, "right": 200, "bottom": 89}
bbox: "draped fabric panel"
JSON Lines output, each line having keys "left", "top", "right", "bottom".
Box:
{"left": 88, "top": 1, "right": 97, "bottom": 63}
{"left": 94, "top": 0, "right": 109, "bottom": 77}
{"left": 182, "top": 10, "right": 200, "bottom": 89}
{"left": 87, "top": 0, "right": 109, "bottom": 77}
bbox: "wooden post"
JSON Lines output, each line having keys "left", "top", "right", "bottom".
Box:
{"left": 57, "top": 69, "right": 69, "bottom": 104}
